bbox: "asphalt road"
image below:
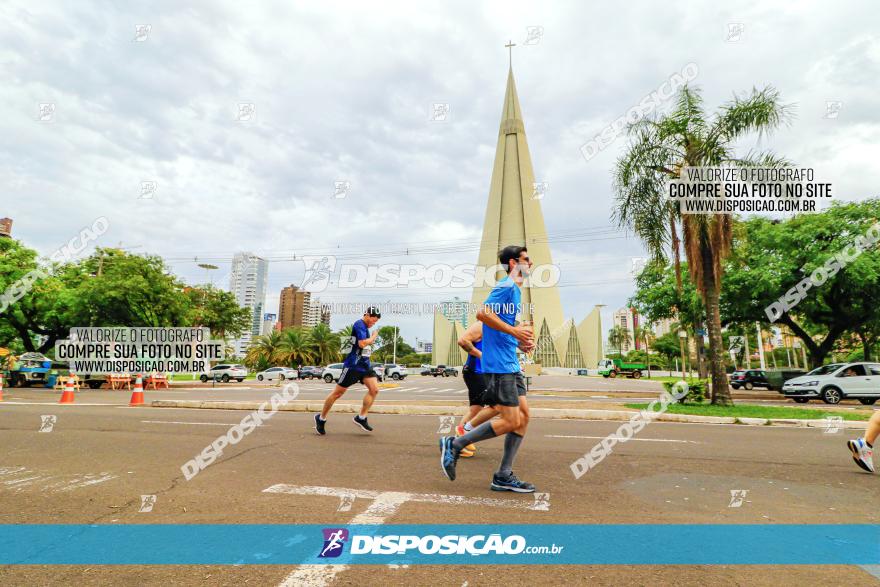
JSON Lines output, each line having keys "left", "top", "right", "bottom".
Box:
{"left": 0, "top": 397, "right": 878, "bottom": 585}
{"left": 5, "top": 374, "right": 862, "bottom": 409}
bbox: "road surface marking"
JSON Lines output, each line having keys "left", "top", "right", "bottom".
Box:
{"left": 0, "top": 402, "right": 117, "bottom": 406}
{"left": 140, "top": 420, "right": 264, "bottom": 427}
{"left": 266, "top": 484, "right": 549, "bottom": 586}
{"left": 545, "top": 434, "right": 700, "bottom": 444}
{"left": 0, "top": 467, "right": 117, "bottom": 493}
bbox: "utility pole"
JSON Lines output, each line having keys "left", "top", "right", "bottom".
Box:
{"left": 392, "top": 325, "right": 398, "bottom": 364}
{"left": 743, "top": 332, "right": 751, "bottom": 369}
{"left": 756, "top": 322, "right": 766, "bottom": 370}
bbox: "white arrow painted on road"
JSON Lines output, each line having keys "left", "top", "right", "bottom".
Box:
{"left": 264, "top": 484, "right": 550, "bottom": 586}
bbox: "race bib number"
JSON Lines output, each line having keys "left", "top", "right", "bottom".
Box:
{"left": 361, "top": 345, "right": 372, "bottom": 358}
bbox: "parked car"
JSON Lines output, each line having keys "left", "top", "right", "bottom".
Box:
{"left": 374, "top": 364, "right": 385, "bottom": 381}
{"left": 200, "top": 364, "right": 247, "bottom": 383}
{"left": 782, "top": 362, "right": 880, "bottom": 405}
{"left": 256, "top": 367, "right": 298, "bottom": 382}
{"left": 321, "top": 363, "right": 385, "bottom": 383}
{"left": 322, "top": 363, "right": 344, "bottom": 383}
{"left": 383, "top": 363, "right": 408, "bottom": 380}
{"left": 729, "top": 369, "right": 771, "bottom": 390}
{"left": 430, "top": 365, "right": 458, "bottom": 377}
{"left": 298, "top": 366, "right": 323, "bottom": 379}
{"left": 421, "top": 366, "right": 433, "bottom": 376}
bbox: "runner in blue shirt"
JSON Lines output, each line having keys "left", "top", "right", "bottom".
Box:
{"left": 315, "top": 306, "right": 381, "bottom": 434}
{"left": 440, "top": 245, "right": 536, "bottom": 492}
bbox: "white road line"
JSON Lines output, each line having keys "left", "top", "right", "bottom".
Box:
{"left": 140, "top": 420, "right": 258, "bottom": 427}
{"left": 0, "top": 402, "right": 118, "bottom": 406}
{"left": 434, "top": 388, "right": 455, "bottom": 393}
{"left": 267, "top": 484, "right": 548, "bottom": 586}
{"left": 56, "top": 473, "right": 117, "bottom": 491}
{"left": 545, "top": 434, "right": 699, "bottom": 444}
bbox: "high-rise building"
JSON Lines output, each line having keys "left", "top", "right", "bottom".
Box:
{"left": 432, "top": 58, "right": 602, "bottom": 369}
{"left": 0, "top": 217, "right": 12, "bottom": 238}
{"left": 439, "top": 297, "right": 468, "bottom": 328}
{"left": 279, "top": 285, "right": 309, "bottom": 329}
{"left": 612, "top": 307, "right": 640, "bottom": 353}
{"left": 229, "top": 252, "right": 269, "bottom": 356}
{"left": 278, "top": 285, "right": 325, "bottom": 329}
{"left": 651, "top": 317, "right": 676, "bottom": 338}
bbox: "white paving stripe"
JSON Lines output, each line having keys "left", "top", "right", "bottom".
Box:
{"left": 545, "top": 434, "right": 700, "bottom": 444}
{"left": 140, "top": 420, "right": 261, "bottom": 427}
{"left": 266, "top": 484, "right": 549, "bottom": 586}
{"left": 0, "top": 467, "right": 117, "bottom": 492}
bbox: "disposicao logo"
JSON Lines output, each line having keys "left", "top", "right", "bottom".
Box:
{"left": 319, "top": 528, "right": 349, "bottom": 558}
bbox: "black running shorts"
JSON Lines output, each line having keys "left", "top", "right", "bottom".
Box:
{"left": 338, "top": 366, "right": 378, "bottom": 388}
{"left": 462, "top": 368, "right": 487, "bottom": 406}
{"left": 482, "top": 372, "right": 526, "bottom": 407}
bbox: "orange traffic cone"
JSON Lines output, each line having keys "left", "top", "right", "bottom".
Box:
{"left": 0, "top": 373, "right": 4, "bottom": 401}
{"left": 129, "top": 374, "right": 144, "bottom": 406}
{"left": 59, "top": 373, "right": 76, "bottom": 404}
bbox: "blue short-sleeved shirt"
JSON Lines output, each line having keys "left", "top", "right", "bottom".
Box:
{"left": 481, "top": 277, "right": 521, "bottom": 374}
{"left": 342, "top": 319, "right": 371, "bottom": 372}
{"left": 465, "top": 339, "right": 483, "bottom": 374}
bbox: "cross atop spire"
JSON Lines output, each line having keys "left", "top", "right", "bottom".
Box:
{"left": 505, "top": 39, "right": 516, "bottom": 69}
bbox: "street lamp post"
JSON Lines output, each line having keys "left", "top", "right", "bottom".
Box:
{"left": 678, "top": 329, "right": 688, "bottom": 379}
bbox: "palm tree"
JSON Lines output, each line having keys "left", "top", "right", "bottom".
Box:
{"left": 244, "top": 330, "right": 283, "bottom": 371}
{"left": 614, "top": 85, "right": 792, "bottom": 405}
{"left": 634, "top": 325, "right": 655, "bottom": 378}
{"left": 274, "top": 327, "right": 315, "bottom": 368}
{"left": 337, "top": 325, "right": 353, "bottom": 355}
{"left": 607, "top": 326, "right": 631, "bottom": 357}
{"left": 309, "top": 323, "right": 340, "bottom": 365}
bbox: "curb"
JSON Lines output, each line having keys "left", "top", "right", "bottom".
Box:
{"left": 149, "top": 400, "right": 869, "bottom": 429}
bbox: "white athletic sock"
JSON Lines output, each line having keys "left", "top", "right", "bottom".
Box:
{"left": 463, "top": 422, "right": 473, "bottom": 432}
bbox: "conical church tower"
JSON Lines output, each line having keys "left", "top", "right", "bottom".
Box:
{"left": 433, "top": 57, "right": 601, "bottom": 369}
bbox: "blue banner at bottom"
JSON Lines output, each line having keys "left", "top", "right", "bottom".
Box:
{"left": 1, "top": 525, "right": 878, "bottom": 565}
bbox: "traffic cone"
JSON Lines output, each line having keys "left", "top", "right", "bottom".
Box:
{"left": 129, "top": 374, "right": 144, "bottom": 406}
{"left": 0, "top": 373, "right": 4, "bottom": 401}
{"left": 59, "top": 373, "right": 76, "bottom": 404}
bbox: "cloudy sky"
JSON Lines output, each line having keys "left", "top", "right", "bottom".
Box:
{"left": 2, "top": 0, "right": 878, "bottom": 346}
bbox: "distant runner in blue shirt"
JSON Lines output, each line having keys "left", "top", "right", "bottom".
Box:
{"left": 316, "top": 306, "right": 381, "bottom": 435}
{"left": 455, "top": 321, "right": 486, "bottom": 458}
{"left": 440, "top": 245, "right": 537, "bottom": 493}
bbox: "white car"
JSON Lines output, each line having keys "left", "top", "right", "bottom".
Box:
{"left": 200, "top": 364, "right": 248, "bottom": 383}
{"left": 256, "top": 367, "right": 298, "bottom": 382}
{"left": 782, "top": 362, "right": 880, "bottom": 405}
{"left": 383, "top": 364, "right": 408, "bottom": 380}
{"left": 321, "top": 363, "right": 384, "bottom": 383}
{"left": 322, "top": 363, "right": 344, "bottom": 383}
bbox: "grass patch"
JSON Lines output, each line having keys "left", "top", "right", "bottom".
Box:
{"left": 623, "top": 402, "right": 871, "bottom": 421}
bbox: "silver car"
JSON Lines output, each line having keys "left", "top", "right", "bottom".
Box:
{"left": 256, "top": 367, "right": 298, "bottom": 382}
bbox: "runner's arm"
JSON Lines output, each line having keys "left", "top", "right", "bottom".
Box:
{"left": 457, "top": 322, "right": 482, "bottom": 358}
{"left": 477, "top": 305, "right": 533, "bottom": 344}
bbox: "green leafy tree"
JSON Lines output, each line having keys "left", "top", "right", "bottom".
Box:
{"left": 244, "top": 331, "right": 284, "bottom": 371}
{"left": 614, "top": 84, "right": 792, "bottom": 404}
{"left": 653, "top": 331, "right": 683, "bottom": 365}
{"left": 607, "top": 326, "right": 631, "bottom": 356}
{"left": 721, "top": 200, "right": 880, "bottom": 366}
{"left": 185, "top": 285, "right": 251, "bottom": 340}
{"left": 274, "top": 327, "right": 315, "bottom": 367}
{"left": 309, "top": 323, "right": 341, "bottom": 365}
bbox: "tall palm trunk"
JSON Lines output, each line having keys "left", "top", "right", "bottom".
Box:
{"left": 700, "top": 238, "right": 732, "bottom": 405}
{"left": 670, "top": 211, "right": 689, "bottom": 378}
